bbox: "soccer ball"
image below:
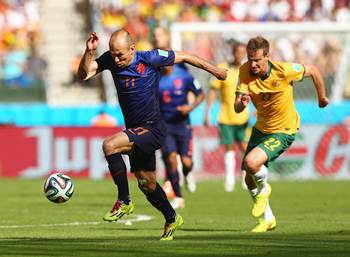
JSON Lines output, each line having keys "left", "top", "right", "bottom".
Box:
{"left": 44, "top": 173, "right": 74, "bottom": 203}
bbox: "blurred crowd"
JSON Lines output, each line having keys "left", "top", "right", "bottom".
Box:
{"left": 95, "top": 0, "right": 350, "bottom": 98}
{"left": 0, "top": 0, "right": 46, "bottom": 89}
{"left": 1, "top": 0, "right": 350, "bottom": 98}
{"left": 97, "top": 0, "right": 350, "bottom": 47}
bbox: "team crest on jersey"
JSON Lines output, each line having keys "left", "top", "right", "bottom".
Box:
{"left": 174, "top": 79, "right": 182, "bottom": 89}
{"left": 137, "top": 63, "right": 145, "bottom": 75}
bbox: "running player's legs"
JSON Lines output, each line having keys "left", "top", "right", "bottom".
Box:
{"left": 102, "top": 131, "right": 134, "bottom": 222}
{"left": 177, "top": 126, "right": 193, "bottom": 175}
{"left": 177, "top": 126, "right": 196, "bottom": 193}
{"left": 125, "top": 122, "right": 181, "bottom": 239}
{"left": 243, "top": 128, "right": 295, "bottom": 230}
{"left": 161, "top": 132, "right": 182, "bottom": 200}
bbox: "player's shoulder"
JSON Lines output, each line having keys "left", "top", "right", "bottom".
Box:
{"left": 97, "top": 51, "right": 112, "bottom": 62}
{"left": 138, "top": 49, "right": 173, "bottom": 64}
{"left": 271, "top": 60, "right": 303, "bottom": 75}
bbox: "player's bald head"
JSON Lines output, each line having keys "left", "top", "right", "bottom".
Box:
{"left": 109, "top": 29, "right": 134, "bottom": 51}
{"left": 108, "top": 29, "right": 136, "bottom": 68}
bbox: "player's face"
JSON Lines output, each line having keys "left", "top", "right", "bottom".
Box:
{"left": 247, "top": 49, "right": 269, "bottom": 75}
{"left": 153, "top": 27, "right": 169, "bottom": 50}
{"left": 110, "top": 45, "right": 135, "bottom": 68}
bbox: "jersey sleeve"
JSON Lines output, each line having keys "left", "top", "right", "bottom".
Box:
{"left": 140, "top": 49, "right": 175, "bottom": 68}
{"left": 95, "top": 51, "right": 111, "bottom": 71}
{"left": 284, "top": 62, "right": 305, "bottom": 83}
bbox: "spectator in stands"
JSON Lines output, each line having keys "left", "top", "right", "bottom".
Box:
{"left": 1, "top": 41, "right": 33, "bottom": 88}
{"left": 26, "top": 46, "right": 47, "bottom": 85}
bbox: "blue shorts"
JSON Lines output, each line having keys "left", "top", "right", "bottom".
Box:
{"left": 124, "top": 120, "right": 166, "bottom": 172}
{"left": 161, "top": 124, "right": 192, "bottom": 158}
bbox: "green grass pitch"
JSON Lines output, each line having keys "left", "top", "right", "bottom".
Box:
{"left": 0, "top": 179, "right": 349, "bottom": 257}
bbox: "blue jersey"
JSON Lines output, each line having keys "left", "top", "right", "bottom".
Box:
{"left": 159, "top": 65, "right": 202, "bottom": 126}
{"left": 96, "top": 49, "right": 175, "bottom": 128}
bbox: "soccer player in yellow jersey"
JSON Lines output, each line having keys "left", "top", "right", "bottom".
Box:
{"left": 205, "top": 42, "right": 249, "bottom": 192}
{"left": 234, "top": 36, "right": 328, "bottom": 232}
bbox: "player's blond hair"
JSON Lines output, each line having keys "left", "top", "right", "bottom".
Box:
{"left": 246, "top": 36, "right": 270, "bottom": 56}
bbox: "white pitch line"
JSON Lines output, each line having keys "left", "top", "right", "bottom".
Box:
{"left": 0, "top": 214, "right": 152, "bottom": 229}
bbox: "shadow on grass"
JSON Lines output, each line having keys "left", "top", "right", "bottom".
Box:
{"left": 1, "top": 230, "right": 350, "bottom": 257}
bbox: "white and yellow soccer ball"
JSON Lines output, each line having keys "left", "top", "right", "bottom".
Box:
{"left": 44, "top": 173, "right": 74, "bottom": 203}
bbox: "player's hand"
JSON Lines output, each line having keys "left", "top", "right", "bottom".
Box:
{"left": 241, "top": 93, "right": 250, "bottom": 107}
{"left": 318, "top": 96, "right": 329, "bottom": 108}
{"left": 215, "top": 68, "right": 227, "bottom": 80}
{"left": 86, "top": 32, "right": 99, "bottom": 52}
{"left": 176, "top": 105, "right": 192, "bottom": 116}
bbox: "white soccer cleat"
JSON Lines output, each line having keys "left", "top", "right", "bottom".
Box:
{"left": 170, "top": 197, "right": 185, "bottom": 209}
{"left": 185, "top": 173, "right": 196, "bottom": 193}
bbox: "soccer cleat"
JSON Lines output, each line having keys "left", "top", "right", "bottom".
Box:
{"left": 160, "top": 214, "right": 184, "bottom": 241}
{"left": 170, "top": 197, "right": 185, "bottom": 209}
{"left": 162, "top": 180, "right": 176, "bottom": 199}
{"left": 103, "top": 200, "right": 134, "bottom": 222}
{"left": 252, "top": 184, "right": 272, "bottom": 217}
{"left": 185, "top": 173, "right": 196, "bottom": 193}
{"left": 251, "top": 217, "right": 277, "bottom": 232}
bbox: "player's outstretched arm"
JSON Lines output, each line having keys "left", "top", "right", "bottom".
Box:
{"left": 304, "top": 64, "right": 329, "bottom": 108}
{"left": 174, "top": 51, "right": 227, "bottom": 80}
{"left": 234, "top": 93, "right": 250, "bottom": 113}
{"left": 77, "top": 32, "right": 100, "bottom": 81}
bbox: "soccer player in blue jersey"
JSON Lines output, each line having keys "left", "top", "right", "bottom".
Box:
{"left": 77, "top": 30, "right": 227, "bottom": 240}
{"left": 158, "top": 64, "right": 204, "bottom": 209}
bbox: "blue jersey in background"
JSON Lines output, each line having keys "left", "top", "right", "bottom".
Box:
{"left": 159, "top": 65, "right": 202, "bottom": 126}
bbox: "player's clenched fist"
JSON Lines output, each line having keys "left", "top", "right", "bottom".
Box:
{"left": 318, "top": 97, "right": 329, "bottom": 108}
{"left": 86, "top": 32, "right": 99, "bottom": 52}
{"left": 215, "top": 68, "right": 228, "bottom": 81}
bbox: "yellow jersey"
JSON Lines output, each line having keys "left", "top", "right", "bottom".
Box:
{"left": 211, "top": 62, "right": 249, "bottom": 125}
{"left": 236, "top": 60, "right": 304, "bottom": 135}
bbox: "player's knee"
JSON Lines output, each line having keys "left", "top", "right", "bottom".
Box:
{"left": 137, "top": 177, "right": 156, "bottom": 194}
{"left": 244, "top": 156, "right": 260, "bottom": 173}
{"left": 102, "top": 138, "right": 115, "bottom": 154}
